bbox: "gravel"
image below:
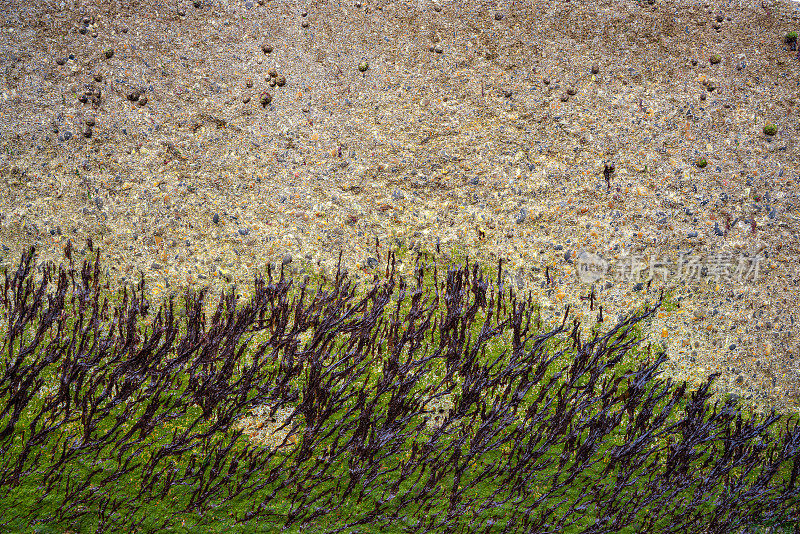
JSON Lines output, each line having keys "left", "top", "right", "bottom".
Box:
{"left": 0, "top": 0, "right": 799, "bottom": 414}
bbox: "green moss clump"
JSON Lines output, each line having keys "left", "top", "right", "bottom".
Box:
{"left": 786, "top": 31, "right": 798, "bottom": 44}
{"left": 763, "top": 123, "right": 778, "bottom": 136}
{"left": 695, "top": 157, "right": 707, "bottom": 168}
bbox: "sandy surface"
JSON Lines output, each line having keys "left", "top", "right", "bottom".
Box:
{"left": 1, "top": 0, "right": 800, "bottom": 413}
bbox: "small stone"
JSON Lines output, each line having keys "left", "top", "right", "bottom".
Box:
{"left": 282, "top": 254, "right": 292, "bottom": 265}
{"left": 494, "top": 12, "right": 504, "bottom": 20}
{"left": 714, "top": 222, "right": 723, "bottom": 236}
{"left": 542, "top": 77, "right": 550, "bottom": 85}
{"left": 268, "top": 78, "right": 277, "bottom": 87}
{"left": 691, "top": 58, "right": 698, "bottom": 66}
{"left": 366, "top": 257, "right": 378, "bottom": 269}
{"left": 56, "top": 57, "right": 66, "bottom": 65}
{"left": 433, "top": 4, "right": 441, "bottom": 11}
{"left": 262, "top": 43, "right": 273, "bottom": 54}
{"left": 260, "top": 92, "right": 272, "bottom": 106}
{"left": 82, "top": 126, "right": 92, "bottom": 138}
{"left": 79, "top": 26, "right": 87, "bottom": 34}
{"left": 138, "top": 95, "right": 147, "bottom": 106}
{"left": 213, "top": 213, "right": 220, "bottom": 224}
{"left": 709, "top": 54, "right": 721, "bottom": 65}
{"left": 633, "top": 282, "right": 643, "bottom": 292}
{"left": 245, "top": 77, "right": 253, "bottom": 88}
{"left": 716, "top": 14, "right": 723, "bottom": 22}
{"left": 358, "top": 61, "right": 369, "bottom": 72}
{"left": 301, "top": 9, "right": 308, "bottom": 16}
{"left": 242, "top": 95, "right": 251, "bottom": 103}
{"left": 560, "top": 93, "right": 569, "bottom": 102}
{"left": 729, "top": 344, "right": 736, "bottom": 350}
{"left": 238, "top": 227, "right": 249, "bottom": 236}
{"left": 268, "top": 67, "right": 277, "bottom": 78}
{"left": 591, "top": 63, "right": 599, "bottom": 74}
{"left": 515, "top": 207, "right": 527, "bottom": 224}
{"left": 566, "top": 87, "right": 576, "bottom": 95}
{"left": 301, "top": 20, "right": 309, "bottom": 27}
{"left": 502, "top": 89, "right": 512, "bottom": 98}
{"left": 434, "top": 44, "right": 443, "bottom": 54}
{"left": 128, "top": 90, "right": 140, "bottom": 102}
{"left": 93, "top": 73, "right": 102, "bottom": 82}
{"left": 700, "top": 93, "right": 706, "bottom": 101}
{"left": 178, "top": 9, "right": 186, "bottom": 16}
{"left": 193, "top": 0, "right": 201, "bottom": 7}
{"left": 103, "top": 48, "right": 114, "bottom": 59}
{"left": 85, "top": 117, "right": 95, "bottom": 126}
{"left": 688, "top": 231, "right": 698, "bottom": 238}
{"left": 276, "top": 75, "right": 286, "bottom": 86}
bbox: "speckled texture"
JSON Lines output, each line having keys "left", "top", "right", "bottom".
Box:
{"left": 1, "top": 0, "right": 800, "bottom": 414}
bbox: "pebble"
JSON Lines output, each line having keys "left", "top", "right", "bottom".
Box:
{"left": 515, "top": 207, "right": 527, "bottom": 224}
{"left": 282, "top": 254, "right": 292, "bottom": 265}
{"left": 688, "top": 231, "right": 699, "bottom": 238}
{"left": 104, "top": 48, "right": 114, "bottom": 59}
{"left": 238, "top": 227, "right": 249, "bottom": 236}
{"left": 494, "top": 12, "right": 504, "bottom": 20}
{"left": 366, "top": 257, "right": 378, "bottom": 269}
{"left": 591, "top": 64, "right": 599, "bottom": 74}
{"left": 213, "top": 213, "right": 219, "bottom": 224}
{"left": 262, "top": 44, "right": 272, "bottom": 54}
{"left": 276, "top": 75, "right": 286, "bottom": 86}
{"left": 260, "top": 92, "right": 272, "bottom": 106}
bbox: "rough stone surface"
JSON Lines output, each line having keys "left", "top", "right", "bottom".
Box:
{"left": 0, "top": 0, "right": 800, "bottom": 414}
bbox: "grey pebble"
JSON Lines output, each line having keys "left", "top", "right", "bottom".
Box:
{"left": 282, "top": 254, "right": 292, "bottom": 265}
{"left": 213, "top": 213, "right": 220, "bottom": 224}
{"left": 238, "top": 227, "right": 249, "bottom": 236}
{"left": 688, "top": 231, "right": 698, "bottom": 238}
{"left": 366, "top": 257, "right": 378, "bottom": 269}
{"left": 633, "top": 282, "right": 643, "bottom": 292}
{"left": 151, "top": 262, "right": 162, "bottom": 270}
{"left": 554, "top": 244, "right": 563, "bottom": 250}
{"left": 714, "top": 222, "right": 723, "bottom": 236}
{"left": 392, "top": 190, "right": 405, "bottom": 200}
{"left": 515, "top": 207, "right": 527, "bottom": 224}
